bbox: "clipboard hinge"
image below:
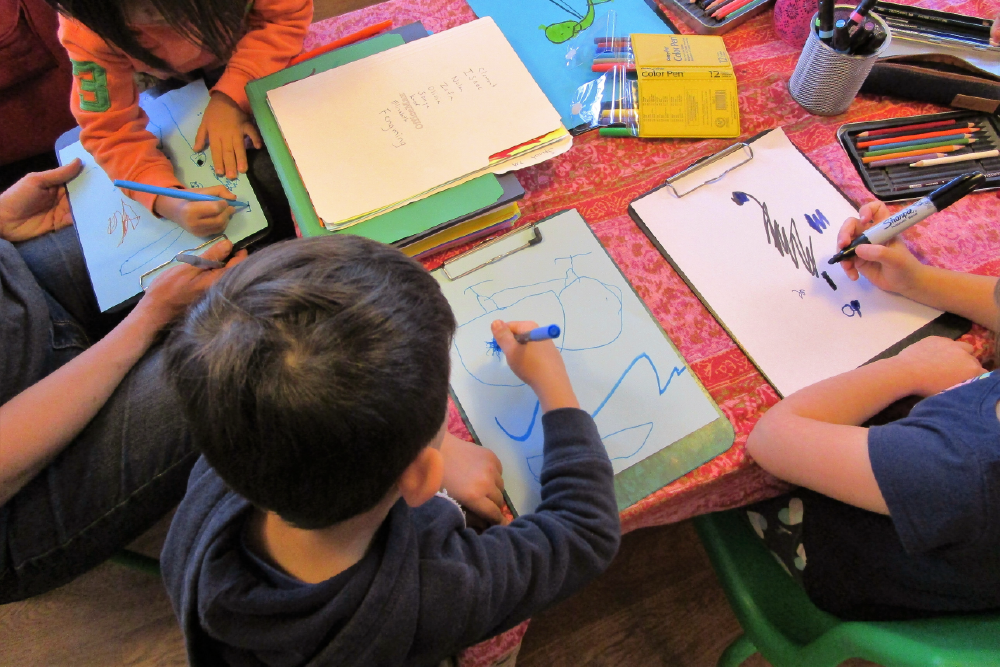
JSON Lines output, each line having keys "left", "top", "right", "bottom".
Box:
{"left": 442, "top": 226, "right": 542, "bottom": 281}
{"left": 664, "top": 142, "right": 754, "bottom": 198}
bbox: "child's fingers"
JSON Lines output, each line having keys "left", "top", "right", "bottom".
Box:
{"left": 244, "top": 122, "right": 263, "bottom": 150}
{"left": 221, "top": 138, "right": 239, "bottom": 179}
{"left": 836, "top": 216, "right": 860, "bottom": 250}
{"left": 194, "top": 122, "right": 208, "bottom": 153}
{"left": 231, "top": 132, "right": 249, "bottom": 174}
{"left": 491, "top": 320, "right": 517, "bottom": 355}
{"left": 210, "top": 135, "right": 225, "bottom": 175}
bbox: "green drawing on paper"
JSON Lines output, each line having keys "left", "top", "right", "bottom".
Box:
{"left": 539, "top": 0, "right": 614, "bottom": 44}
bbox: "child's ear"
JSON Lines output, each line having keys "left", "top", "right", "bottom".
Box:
{"left": 398, "top": 447, "right": 444, "bottom": 508}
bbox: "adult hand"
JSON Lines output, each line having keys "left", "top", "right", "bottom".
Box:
{"left": 152, "top": 185, "right": 237, "bottom": 236}
{"left": 836, "top": 201, "right": 926, "bottom": 296}
{"left": 440, "top": 433, "right": 508, "bottom": 526}
{"left": 891, "top": 336, "right": 984, "bottom": 397}
{"left": 194, "top": 91, "right": 263, "bottom": 180}
{"left": 0, "top": 160, "right": 83, "bottom": 242}
{"left": 135, "top": 238, "right": 246, "bottom": 329}
{"left": 491, "top": 320, "right": 579, "bottom": 413}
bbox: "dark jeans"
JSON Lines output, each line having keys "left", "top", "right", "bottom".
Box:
{"left": 0, "top": 227, "right": 196, "bottom": 603}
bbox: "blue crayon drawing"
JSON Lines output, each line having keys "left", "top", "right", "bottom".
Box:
{"left": 452, "top": 253, "right": 686, "bottom": 478}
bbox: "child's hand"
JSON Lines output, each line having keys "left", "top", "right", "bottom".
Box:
{"left": 991, "top": 13, "right": 999, "bottom": 46}
{"left": 153, "top": 186, "right": 237, "bottom": 236}
{"left": 891, "top": 336, "right": 985, "bottom": 397}
{"left": 491, "top": 320, "right": 579, "bottom": 413}
{"left": 194, "top": 91, "right": 263, "bottom": 180}
{"left": 836, "top": 201, "right": 926, "bottom": 296}
{"left": 0, "top": 159, "right": 82, "bottom": 242}
{"left": 136, "top": 238, "right": 247, "bottom": 329}
{"left": 440, "top": 433, "right": 508, "bottom": 526}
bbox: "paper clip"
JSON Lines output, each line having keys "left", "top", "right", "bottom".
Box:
{"left": 139, "top": 235, "right": 228, "bottom": 290}
{"left": 663, "top": 142, "right": 754, "bottom": 198}
{"left": 442, "top": 226, "right": 543, "bottom": 280}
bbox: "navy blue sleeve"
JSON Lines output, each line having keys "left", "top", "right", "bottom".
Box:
{"left": 414, "top": 407, "right": 620, "bottom": 652}
{"left": 868, "top": 400, "right": 987, "bottom": 555}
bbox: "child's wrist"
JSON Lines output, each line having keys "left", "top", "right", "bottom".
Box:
{"left": 533, "top": 381, "right": 580, "bottom": 413}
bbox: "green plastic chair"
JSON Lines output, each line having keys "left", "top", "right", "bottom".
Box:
{"left": 693, "top": 509, "right": 1000, "bottom": 667}
{"left": 109, "top": 549, "right": 161, "bottom": 577}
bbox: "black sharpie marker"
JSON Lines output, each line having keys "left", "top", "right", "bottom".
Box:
{"left": 829, "top": 172, "right": 985, "bottom": 263}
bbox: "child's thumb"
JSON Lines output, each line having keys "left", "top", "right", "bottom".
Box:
{"left": 491, "top": 320, "right": 516, "bottom": 355}
{"left": 853, "top": 243, "right": 890, "bottom": 263}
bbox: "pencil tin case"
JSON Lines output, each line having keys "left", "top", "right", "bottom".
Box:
{"left": 838, "top": 110, "right": 1000, "bottom": 202}
{"left": 660, "top": 0, "right": 774, "bottom": 35}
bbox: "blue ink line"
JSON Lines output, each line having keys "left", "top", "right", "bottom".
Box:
{"left": 496, "top": 400, "right": 540, "bottom": 441}
{"left": 591, "top": 353, "right": 686, "bottom": 419}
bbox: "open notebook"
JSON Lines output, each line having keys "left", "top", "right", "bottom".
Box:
{"left": 266, "top": 18, "right": 570, "bottom": 230}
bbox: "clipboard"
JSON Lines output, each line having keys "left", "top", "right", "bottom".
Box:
{"left": 433, "top": 210, "right": 735, "bottom": 516}
{"left": 246, "top": 24, "right": 511, "bottom": 241}
{"left": 627, "top": 128, "right": 970, "bottom": 397}
{"left": 55, "top": 108, "right": 272, "bottom": 312}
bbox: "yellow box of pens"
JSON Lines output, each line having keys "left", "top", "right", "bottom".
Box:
{"left": 631, "top": 34, "right": 740, "bottom": 138}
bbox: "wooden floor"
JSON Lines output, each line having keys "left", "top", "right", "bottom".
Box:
{"left": 0, "top": 518, "right": 775, "bottom": 666}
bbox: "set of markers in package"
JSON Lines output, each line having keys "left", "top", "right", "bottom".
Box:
{"left": 570, "top": 16, "right": 740, "bottom": 139}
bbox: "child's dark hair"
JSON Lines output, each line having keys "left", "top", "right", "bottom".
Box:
{"left": 162, "top": 236, "right": 457, "bottom": 529}
{"left": 45, "top": 0, "right": 246, "bottom": 73}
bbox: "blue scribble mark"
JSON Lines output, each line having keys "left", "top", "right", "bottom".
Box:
{"left": 792, "top": 289, "right": 806, "bottom": 299}
{"left": 496, "top": 400, "right": 541, "bottom": 442}
{"left": 842, "top": 300, "right": 862, "bottom": 317}
{"left": 494, "top": 353, "right": 685, "bottom": 458}
{"left": 189, "top": 152, "right": 208, "bottom": 168}
{"left": 732, "top": 191, "right": 819, "bottom": 278}
{"left": 804, "top": 209, "right": 829, "bottom": 234}
{"left": 119, "top": 227, "right": 185, "bottom": 275}
{"left": 591, "top": 353, "right": 686, "bottom": 418}
{"left": 526, "top": 422, "right": 655, "bottom": 481}
{"left": 486, "top": 338, "right": 502, "bottom": 358}
{"left": 189, "top": 181, "right": 203, "bottom": 188}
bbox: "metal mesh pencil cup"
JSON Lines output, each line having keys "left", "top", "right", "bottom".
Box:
{"left": 788, "top": 9, "right": 891, "bottom": 116}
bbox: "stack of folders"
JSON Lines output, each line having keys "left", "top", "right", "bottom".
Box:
{"left": 266, "top": 17, "right": 569, "bottom": 237}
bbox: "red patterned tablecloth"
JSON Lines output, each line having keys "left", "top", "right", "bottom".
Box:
{"left": 306, "top": 0, "right": 1000, "bottom": 529}
{"left": 305, "top": 1, "right": 999, "bottom": 663}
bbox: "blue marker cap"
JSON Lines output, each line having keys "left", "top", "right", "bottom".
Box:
{"left": 514, "top": 324, "right": 561, "bottom": 344}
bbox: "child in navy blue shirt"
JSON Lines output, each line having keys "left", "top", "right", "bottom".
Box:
{"left": 159, "top": 235, "right": 620, "bottom": 666}
{"left": 746, "top": 200, "right": 1000, "bottom": 620}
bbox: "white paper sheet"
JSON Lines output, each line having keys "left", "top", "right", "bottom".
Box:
{"left": 435, "top": 210, "right": 719, "bottom": 514}
{"left": 630, "top": 128, "right": 942, "bottom": 397}
{"left": 267, "top": 18, "right": 564, "bottom": 226}
{"left": 59, "top": 81, "right": 267, "bottom": 311}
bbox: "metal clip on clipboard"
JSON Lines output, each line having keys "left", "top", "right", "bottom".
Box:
{"left": 442, "top": 226, "right": 543, "bottom": 280}
{"left": 138, "top": 235, "right": 228, "bottom": 290}
{"left": 663, "top": 142, "right": 754, "bottom": 198}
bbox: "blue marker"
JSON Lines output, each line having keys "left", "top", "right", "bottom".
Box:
{"left": 113, "top": 179, "right": 248, "bottom": 208}
{"left": 513, "top": 324, "right": 561, "bottom": 344}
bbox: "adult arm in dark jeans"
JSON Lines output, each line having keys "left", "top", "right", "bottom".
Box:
{"left": 0, "top": 163, "right": 245, "bottom": 600}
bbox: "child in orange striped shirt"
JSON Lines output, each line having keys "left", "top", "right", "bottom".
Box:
{"left": 48, "top": 0, "right": 311, "bottom": 236}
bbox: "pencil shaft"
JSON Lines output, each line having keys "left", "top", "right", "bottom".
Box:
{"left": 864, "top": 139, "right": 971, "bottom": 157}
{"left": 857, "top": 119, "right": 963, "bottom": 138}
{"left": 861, "top": 132, "right": 972, "bottom": 151}
{"left": 113, "top": 180, "right": 248, "bottom": 208}
{"left": 857, "top": 127, "right": 978, "bottom": 147}
{"left": 714, "top": 0, "right": 756, "bottom": 19}
{"left": 861, "top": 145, "right": 961, "bottom": 163}
{"left": 866, "top": 153, "right": 946, "bottom": 167}
{"left": 287, "top": 19, "right": 392, "bottom": 66}
{"left": 910, "top": 149, "right": 1000, "bottom": 167}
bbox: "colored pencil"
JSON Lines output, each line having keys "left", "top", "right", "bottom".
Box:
{"left": 861, "top": 145, "right": 962, "bottom": 163}
{"left": 864, "top": 138, "right": 972, "bottom": 157}
{"left": 909, "top": 149, "right": 1000, "bottom": 167}
{"left": 857, "top": 127, "right": 980, "bottom": 148}
{"left": 866, "top": 153, "right": 947, "bottom": 167}
{"left": 714, "top": 0, "right": 756, "bottom": 19}
{"left": 595, "top": 38, "right": 631, "bottom": 45}
{"left": 857, "top": 119, "right": 964, "bottom": 138}
{"left": 113, "top": 180, "right": 248, "bottom": 207}
{"left": 592, "top": 63, "right": 636, "bottom": 72}
{"left": 860, "top": 133, "right": 974, "bottom": 152}
{"left": 288, "top": 20, "right": 392, "bottom": 66}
